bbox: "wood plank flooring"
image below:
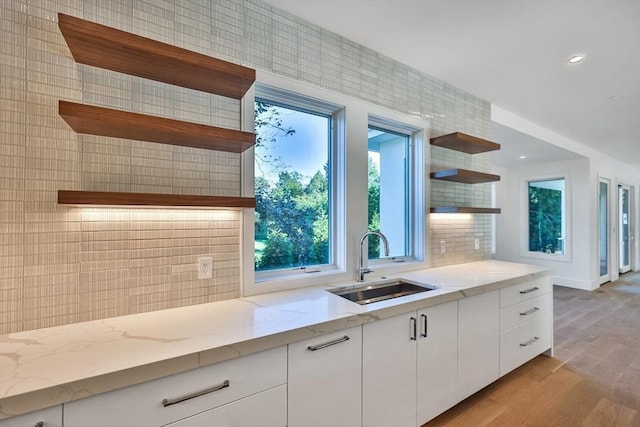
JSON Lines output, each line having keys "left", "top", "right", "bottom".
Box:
{"left": 423, "top": 271, "right": 640, "bottom": 427}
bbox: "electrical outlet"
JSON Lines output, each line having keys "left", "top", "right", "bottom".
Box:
{"left": 440, "top": 240, "right": 446, "bottom": 254}
{"left": 198, "top": 257, "right": 213, "bottom": 279}
{"left": 474, "top": 239, "right": 480, "bottom": 250}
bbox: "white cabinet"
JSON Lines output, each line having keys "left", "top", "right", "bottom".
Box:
{"left": 499, "top": 276, "right": 553, "bottom": 376}
{"left": 363, "top": 311, "right": 416, "bottom": 427}
{"left": 288, "top": 326, "right": 362, "bottom": 427}
{"left": 416, "top": 301, "right": 458, "bottom": 424}
{"left": 163, "top": 385, "right": 286, "bottom": 427}
{"left": 0, "top": 406, "right": 62, "bottom": 427}
{"left": 363, "top": 301, "right": 458, "bottom": 427}
{"left": 64, "top": 346, "right": 286, "bottom": 427}
{"left": 457, "top": 290, "right": 500, "bottom": 401}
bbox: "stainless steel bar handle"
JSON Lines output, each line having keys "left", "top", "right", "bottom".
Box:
{"left": 307, "top": 335, "right": 350, "bottom": 351}
{"left": 519, "top": 307, "right": 540, "bottom": 316}
{"left": 420, "top": 314, "right": 428, "bottom": 338}
{"left": 519, "top": 337, "right": 539, "bottom": 347}
{"left": 162, "top": 380, "right": 230, "bottom": 407}
{"left": 410, "top": 317, "right": 417, "bottom": 341}
{"left": 519, "top": 286, "right": 539, "bottom": 294}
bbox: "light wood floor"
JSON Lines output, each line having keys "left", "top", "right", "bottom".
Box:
{"left": 423, "top": 271, "right": 640, "bottom": 427}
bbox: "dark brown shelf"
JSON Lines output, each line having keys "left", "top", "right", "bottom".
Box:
{"left": 58, "top": 13, "right": 255, "bottom": 99}
{"left": 59, "top": 101, "right": 255, "bottom": 153}
{"left": 58, "top": 190, "right": 256, "bottom": 209}
{"left": 430, "top": 168, "right": 500, "bottom": 184}
{"left": 430, "top": 132, "right": 500, "bottom": 154}
{"left": 430, "top": 206, "right": 501, "bottom": 214}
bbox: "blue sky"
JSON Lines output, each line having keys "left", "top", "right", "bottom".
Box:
{"left": 255, "top": 104, "right": 329, "bottom": 183}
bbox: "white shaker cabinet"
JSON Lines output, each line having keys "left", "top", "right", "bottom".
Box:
{"left": 363, "top": 312, "right": 417, "bottom": 427}
{"left": 363, "top": 301, "right": 459, "bottom": 427}
{"left": 416, "top": 300, "right": 458, "bottom": 424}
{"left": 457, "top": 289, "right": 500, "bottom": 401}
{"left": 0, "top": 406, "right": 62, "bottom": 427}
{"left": 499, "top": 276, "right": 553, "bottom": 376}
{"left": 288, "top": 326, "right": 362, "bottom": 427}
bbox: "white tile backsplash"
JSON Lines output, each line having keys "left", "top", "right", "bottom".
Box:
{"left": 0, "top": 0, "right": 493, "bottom": 334}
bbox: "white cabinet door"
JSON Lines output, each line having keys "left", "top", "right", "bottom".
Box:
{"left": 288, "top": 326, "right": 362, "bottom": 427}
{"left": 0, "top": 406, "right": 62, "bottom": 427}
{"left": 458, "top": 290, "right": 500, "bottom": 401}
{"left": 416, "top": 300, "right": 458, "bottom": 425}
{"left": 363, "top": 312, "right": 417, "bottom": 427}
{"left": 163, "top": 385, "right": 286, "bottom": 427}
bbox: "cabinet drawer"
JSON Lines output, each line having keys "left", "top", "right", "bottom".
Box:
{"left": 500, "top": 294, "right": 551, "bottom": 332}
{"left": 0, "top": 406, "right": 62, "bottom": 427}
{"left": 64, "top": 346, "right": 286, "bottom": 427}
{"left": 500, "top": 276, "right": 551, "bottom": 308}
{"left": 163, "top": 384, "right": 287, "bottom": 427}
{"left": 500, "top": 316, "right": 551, "bottom": 376}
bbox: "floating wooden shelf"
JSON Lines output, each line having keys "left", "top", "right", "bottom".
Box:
{"left": 430, "top": 168, "right": 500, "bottom": 184}
{"left": 58, "top": 13, "right": 255, "bottom": 99}
{"left": 430, "top": 132, "right": 500, "bottom": 154}
{"left": 59, "top": 101, "right": 255, "bottom": 153}
{"left": 430, "top": 206, "right": 501, "bottom": 214}
{"left": 58, "top": 190, "right": 256, "bottom": 209}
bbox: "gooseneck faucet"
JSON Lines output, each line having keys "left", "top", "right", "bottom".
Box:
{"left": 358, "top": 231, "right": 390, "bottom": 282}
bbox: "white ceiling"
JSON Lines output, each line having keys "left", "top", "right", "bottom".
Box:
{"left": 262, "top": 0, "right": 640, "bottom": 168}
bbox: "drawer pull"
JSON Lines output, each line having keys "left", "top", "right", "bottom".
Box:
{"left": 410, "top": 317, "right": 417, "bottom": 341}
{"left": 420, "top": 314, "right": 428, "bottom": 338}
{"left": 307, "top": 335, "right": 350, "bottom": 351}
{"left": 519, "top": 286, "right": 539, "bottom": 294}
{"left": 162, "top": 380, "right": 230, "bottom": 407}
{"left": 35, "top": 423, "right": 44, "bottom": 427}
{"left": 520, "top": 337, "right": 540, "bottom": 347}
{"left": 519, "top": 307, "right": 540, "bottom": 316}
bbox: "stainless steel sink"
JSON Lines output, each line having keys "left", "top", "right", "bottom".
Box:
{"left": 328, "top": 279, "right": 435, "bottom": 305}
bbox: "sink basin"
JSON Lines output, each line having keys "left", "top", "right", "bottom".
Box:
{"left": 329, "top": 279, "right": 435, "bottom": 305}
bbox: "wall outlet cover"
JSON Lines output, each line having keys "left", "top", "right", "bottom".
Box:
{"left": 198, "top": 257, "right": 213, "bottom": 279}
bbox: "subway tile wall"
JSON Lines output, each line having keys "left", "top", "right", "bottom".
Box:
{"left": 0, "top": 0, "right": 492, "bottom": 334}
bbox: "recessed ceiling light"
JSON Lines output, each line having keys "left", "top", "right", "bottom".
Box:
{"left": 519, "top": 155, "right": 527, "bottom": 159}
{"left": 568, "top": 55, "right": 585, "bottom": 64}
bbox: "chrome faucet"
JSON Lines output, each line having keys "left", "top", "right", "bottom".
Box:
{"left": 358, "top": 231, "right": 390, "bottom": 282}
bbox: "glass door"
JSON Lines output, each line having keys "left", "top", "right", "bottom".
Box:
{"left": 598, "top": 178, "right": 610, "bottom": 284}
{"left": 619, "top": 185, "right": 631, "bottom": 273}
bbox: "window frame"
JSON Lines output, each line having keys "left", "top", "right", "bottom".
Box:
{"left": 366, "top": 115, "right": 421, "bottom": 265}
{"left": 519, "top": 173, "right": 572, "bottom": 262}
{"left": 252, "top": 86, "right": 343, "bottom": 283}
{"left": 242, "top": 72, "right": 429, "bottom": 296}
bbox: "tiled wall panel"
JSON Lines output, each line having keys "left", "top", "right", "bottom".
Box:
{"left": 0, "top": 0, "right": 492, "bottom": 334}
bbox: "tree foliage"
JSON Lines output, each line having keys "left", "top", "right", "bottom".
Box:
{"left": 528, "top": 186, "right": 562, "bottom": 253}
{"left": 254, "top": 101, "right": 383, "bottom": 270}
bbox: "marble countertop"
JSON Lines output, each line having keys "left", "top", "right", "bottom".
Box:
{"left": 0, "top": 260, "right": 549, "bottom": 419}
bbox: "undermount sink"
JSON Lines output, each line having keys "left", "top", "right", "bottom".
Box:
{"left": 329, "top": 279, "right": 436, "bottom": 305}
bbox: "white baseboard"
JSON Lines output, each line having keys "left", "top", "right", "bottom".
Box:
{"left": 552, "top": 276, "right": 593, "bottom": 290}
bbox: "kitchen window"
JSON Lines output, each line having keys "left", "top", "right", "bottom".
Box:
{"left": 243, "top": 74, "right": 428, "bottom": 294}
{"left": 522, "top": 176, "right": 570, "bottom": 261}
{"left": 367, "top": 121, "right": 412, "bottom": 260}
{"left": 253, "top": 86, "right": 342, "bottom": 281}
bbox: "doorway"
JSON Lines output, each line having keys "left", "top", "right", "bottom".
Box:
{"left": 619, "top": 184, "right": 631, "bottom": 274}
{"left": 598, "top": 178, "right": 610, "bottom": 284}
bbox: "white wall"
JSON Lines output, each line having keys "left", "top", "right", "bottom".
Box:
{"left": 495, "top": 159, "right": 592, "bottom": 289}
{"left": 493, "top": 105, "right": 640, "bottom": 290}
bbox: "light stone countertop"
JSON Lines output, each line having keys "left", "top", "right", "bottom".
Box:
{"left": 0, "top": 259, "right": 550, "bottom": 419}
